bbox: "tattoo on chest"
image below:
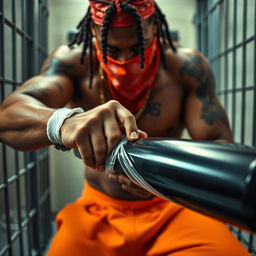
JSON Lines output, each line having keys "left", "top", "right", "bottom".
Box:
{"left": 42, "top": 57, "right": 74, "bottom": 76}
{"left": 180, "top": 56, "right": 229, "bottom": 127}
{"left": 145, "top": 102, "right": 162, "bottom": 117}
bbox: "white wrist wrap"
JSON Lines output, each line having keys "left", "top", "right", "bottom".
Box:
{"left": 46, "top": 107, "right": 84, "bottom": 144}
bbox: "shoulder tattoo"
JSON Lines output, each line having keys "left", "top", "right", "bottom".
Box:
{"left": 42, "top": 57, "right": 74, "bottom": 76}
{"left": 180, "top": 55, "right": 229, "bottom": 127}
{"left": 22, "top": 81, "right": 64, "bottom": 99}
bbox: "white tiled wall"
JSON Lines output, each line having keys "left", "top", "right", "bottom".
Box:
{"left": 48, "top": 0, "right": 197, "bottom": 212}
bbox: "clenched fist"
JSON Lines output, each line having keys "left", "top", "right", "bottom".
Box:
{"left": 60, "top": 100, "right": 147, "bottom": 171}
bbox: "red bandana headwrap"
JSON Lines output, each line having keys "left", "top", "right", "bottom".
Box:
{"left": 95, "top": 37, "right": 160, "bottom": 114}
{"left": 89, "top": 0, "right": 155, "bottom": 27}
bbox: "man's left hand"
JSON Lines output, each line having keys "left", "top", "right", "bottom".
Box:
{"left": 108, "top": 173, "right": 153, "bottom": 198}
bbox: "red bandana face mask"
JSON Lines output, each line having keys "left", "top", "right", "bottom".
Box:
{"left": 95, "top": 37, "right": 160, "bottom": 114}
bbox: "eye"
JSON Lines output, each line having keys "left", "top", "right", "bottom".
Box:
{"left": 107, "top": 45, "right": 119, "bottom": 53}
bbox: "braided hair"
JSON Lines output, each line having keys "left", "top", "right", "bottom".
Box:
{"left": 69, "top": 0, "right": 176, "bottom": 88}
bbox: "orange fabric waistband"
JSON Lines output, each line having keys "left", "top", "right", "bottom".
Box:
{"left": 78, "top": 182, "right": 167, "bottom": 211}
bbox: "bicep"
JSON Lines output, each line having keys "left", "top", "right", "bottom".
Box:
{"left": 181, "top": 51, "right": 233, "bottom": 142}
{"left": 16, "top": 75, "right": 74, "bottom": 108}
{"left": 13, "top": 47, "right": 77, "bottom": 108}
{"left": 184, "top": 92, "right": 233, "bottom": 142}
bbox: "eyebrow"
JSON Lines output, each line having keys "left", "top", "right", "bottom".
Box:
{"left": 106, "top": 39, "right": 150, "bottom": 49}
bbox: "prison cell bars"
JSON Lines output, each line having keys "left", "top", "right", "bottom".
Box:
{"left": 0, "top": 0, "right": 51, "bottom": 255}
{"left": 195, "top": 0, "right": 255, "bottom": 254}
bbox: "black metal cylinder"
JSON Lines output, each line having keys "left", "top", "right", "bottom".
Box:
{"left": 110, "top": 138, "right": 256, "bottom": 233}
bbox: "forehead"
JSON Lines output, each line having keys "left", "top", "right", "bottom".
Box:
{"left": 93, "top": 19, "right": 154, "bottom": 42}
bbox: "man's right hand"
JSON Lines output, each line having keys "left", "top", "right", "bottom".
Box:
{"left": 60, "top": 100, "right": 147, "bottom": 171}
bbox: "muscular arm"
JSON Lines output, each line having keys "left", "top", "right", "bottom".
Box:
{"left": 0, "top": 46, "right": 75, "bottom": 151}
{"left": 0, "top": 44, "right": 141, "bottom": 170}
{"left": 180, "top": 50, "right": 233, "bottom": 142}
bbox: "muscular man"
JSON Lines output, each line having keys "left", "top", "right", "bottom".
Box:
{"left": 0, "top": 0, "right": 250, "bottom": 255}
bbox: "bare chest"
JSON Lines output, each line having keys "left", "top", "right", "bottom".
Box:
{"left": 137, "top": 82, "right": 184, "bottom": 137}
{"left": 72, "top": 69, "right": 185, "bottom": 138}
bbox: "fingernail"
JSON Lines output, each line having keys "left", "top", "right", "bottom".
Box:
{"left": 130, "top": 131, "right": 138, "bottom": 139}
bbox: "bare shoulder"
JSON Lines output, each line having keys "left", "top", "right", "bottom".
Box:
{"left": 164, "top": 45, "right": 209, "bottom": 72}
{"left": 40, "top": 44, "right": 86, "bottom": 79}
{"left": 177, "top": 47, "right": 211, "bottom": 75}
{"left": 163, "top": 45, "right": 213, "bottom": 92}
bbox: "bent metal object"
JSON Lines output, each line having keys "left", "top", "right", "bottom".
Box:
{"left": 105, "top": 138, "right": 256, "bottom": 233}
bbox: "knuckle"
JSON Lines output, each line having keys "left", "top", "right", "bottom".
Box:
{"left": 124, "top": 114, "right": 135, "bottom": 123}
{"left": 107, "top": 100, "right": 119, "bottom": 107}
{"left": 99, "top": 106, "right": 112, "bottom": 116}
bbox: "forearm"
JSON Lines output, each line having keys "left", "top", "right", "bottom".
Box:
{"left": 0, "top": 94, "right": 54, "bottom": 151}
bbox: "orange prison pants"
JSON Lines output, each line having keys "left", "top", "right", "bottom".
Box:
{"left": 47, "top": 183, "right": 250, "bottom": 256}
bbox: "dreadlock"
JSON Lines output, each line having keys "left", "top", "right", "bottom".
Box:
{"left": 68, "top": 8, "right": 94, "bottom": 86}
{"left": 120, "top": 0, "right": 145, "bottom": 68}
{"left": 69, "top": 0, "right": 177, "bottom": 88}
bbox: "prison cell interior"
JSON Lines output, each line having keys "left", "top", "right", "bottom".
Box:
{"left": 0, "top": 0, "right": 51, "bottom": 255}
{"left": 0, "top": 0, "right": 256, "bottom": 255}
{"left": 195, "top": 0, "right": 256, "bottom": 254}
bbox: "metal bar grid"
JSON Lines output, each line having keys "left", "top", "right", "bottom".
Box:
{"left": 201, "top": 0, "right": 224, "bottom": 21}
{"left": 0, "top": 0, "right": 51, "bottom": 255}
{"left": 196, "top": 0, "right": 256, "bottom": 254}
{"left": 0, "top": 79, "right": 22, "bottom": 86}
{"left": 208, "top": 35, "right": 254, "bottom": 63}
{"left": 217, "top": 85, "right": 256, "bottom": 95}
{"left": 223, "top": 0, "right": 229, "bottom": 108}
{"left": 231, "top": 0, "right": 237, "bottom": 140}
{"left": 0, "top": 1, "right": 14, "bottom": 256}
{"left": 253, "top": 0, "right": 256, "bottom": 147}
{"left": 240, "top": 0, "right": 247, "bottom": 145}
{"left": 11, "top": 1, "right": 24, "bottom": 254}
{"left": 2, "top": 15, "right": 33, "bottom": 41}
{"left": 0, "top": 162, "right": 35, "bottom": 192}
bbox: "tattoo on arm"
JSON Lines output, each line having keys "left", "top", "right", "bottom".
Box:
{"left": 23, "top": 83, "right": 49, "bottom": 98}
{"left": 22, "top": 81, "right": 64, "bottom": 99}
{"left": 53, "top": 82, "right": 64, "bottom": 93}
{"left": 180, "top": 55, "right": 229, "bottom": 127}
{"left": 42, "top": 57, "right": 74, "bottom": 76}
{"left": 145, "top": 102, "right": 162, "bottom": 117}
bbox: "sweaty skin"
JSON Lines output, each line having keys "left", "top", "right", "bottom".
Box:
{"left": 0, "top": 20, "right": 232, "bottom": 200}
